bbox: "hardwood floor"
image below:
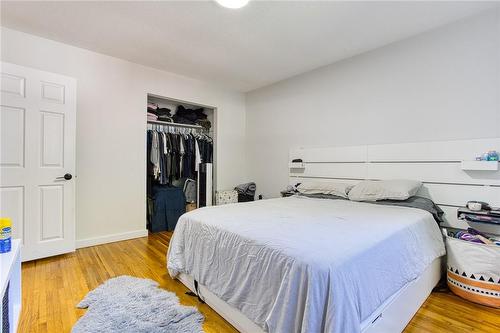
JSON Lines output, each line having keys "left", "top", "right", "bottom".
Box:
{"left": 20, "top": 232, "right": 499, "bottom": 333}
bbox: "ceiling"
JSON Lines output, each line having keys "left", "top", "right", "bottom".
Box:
{"left": 1, "top": 1, "right": 497, "bottom": 92}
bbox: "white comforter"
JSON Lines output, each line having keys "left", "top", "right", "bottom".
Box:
{"left": 167, "top": 197, "right": 445, "bottom": 333}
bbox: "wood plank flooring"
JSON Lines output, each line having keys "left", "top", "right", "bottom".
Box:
{"left": 19, "top": 232, "right": 499, "bottom": 333}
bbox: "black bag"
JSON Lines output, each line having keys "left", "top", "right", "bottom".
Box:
{"left": 234, "top": 182, "right": 256, "bottom": 202}
{"left": 238, "top": 193, "right": 254, "bottom": 202}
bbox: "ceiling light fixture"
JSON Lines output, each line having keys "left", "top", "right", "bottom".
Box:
{"left": 215, "top": 0, "right": 250, "bottom": 9}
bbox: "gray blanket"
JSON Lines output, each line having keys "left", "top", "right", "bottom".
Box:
{"left": 297, "top": 194, "right": 444, "bottom": 223}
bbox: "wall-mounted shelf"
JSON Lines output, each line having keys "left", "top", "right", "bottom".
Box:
{"left": 461, "top": 160, "right": 498, "bottom": 171}
{"left": 289, "top": 162, "right": 305, "bottom": 169}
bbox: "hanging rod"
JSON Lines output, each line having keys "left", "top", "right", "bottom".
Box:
{"left": 147, "top": 119, "right": 203, "bottom": 129}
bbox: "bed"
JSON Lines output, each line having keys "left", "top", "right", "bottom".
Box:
{"left": 167, "top": 196, "right": 445, "bottom": 333}
{"left": 168, "top": 138, "right": 500, "bottom": 333}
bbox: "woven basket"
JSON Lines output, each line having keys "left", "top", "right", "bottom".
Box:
{"left": 446, "top": 236, "right": 500, "bottom": 308}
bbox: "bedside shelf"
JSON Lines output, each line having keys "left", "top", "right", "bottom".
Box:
{"left": 461, "top": 161, "right": 498, "bottom": 171}
{"left": 289, "top": 162, "right": 305, "bottom": 169}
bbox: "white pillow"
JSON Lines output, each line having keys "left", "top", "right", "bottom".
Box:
{"left": 297, "top": 182, "right": 354, "bottom": 198}
{"left": 348, "top": 179, "right": 422, "bottom": 201}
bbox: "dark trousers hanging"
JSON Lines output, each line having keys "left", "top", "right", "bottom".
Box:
{"left": 150, "top": 185, "right": 186, "bottom": 232}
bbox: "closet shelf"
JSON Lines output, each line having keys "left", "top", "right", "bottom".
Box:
{"left": 148, "top": 119, "right": 204, "bottom": 129}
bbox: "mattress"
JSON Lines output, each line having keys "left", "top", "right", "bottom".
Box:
{"left": 167, "top": 196, "right": 445, "bottom": 333}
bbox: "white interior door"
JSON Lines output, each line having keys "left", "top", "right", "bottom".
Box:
{"left": 0, "top": 62, "right": 76, "bottom": 261}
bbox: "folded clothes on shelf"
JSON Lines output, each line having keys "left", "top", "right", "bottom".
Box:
{"left": 458, "top": 207, "right": 500, "bottom": 225}
{"left": 173, "top": 105, "right": 210, "bottom": 128}
{"left": 460, "top": 213, "right": 500, "bottom": 225}
{"left": 147, "top": 103, "right": 159, "bottom": 112}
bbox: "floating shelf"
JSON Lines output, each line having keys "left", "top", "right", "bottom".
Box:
{"left": 289, "top": 162, "right": 305, "bottom": 169}
{"left": 461, "top": 160, "right": 499, "bottom": 171}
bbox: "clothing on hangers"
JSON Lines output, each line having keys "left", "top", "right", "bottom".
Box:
{"left": 150, "top": 131, "right": 160, "bottom": 179}
{"left": 179, "top": 136, "right": 185, "bottom": 176}
{"left": 146, "top": 124, "right": 212, "bottom": 185}
{"left": 146, "top": 122, "right": 212, "bottom": 233}
{"left": 194, "top": 139, "right": 201, "bottom": 172}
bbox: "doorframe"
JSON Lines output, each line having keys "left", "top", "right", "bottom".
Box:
{"left": 144, "top": 93, "right": 218, "bottom": 225}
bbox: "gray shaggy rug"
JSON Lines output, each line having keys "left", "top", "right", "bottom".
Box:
{"left": 72, "top": 275, "right": 204, "bottom": 333}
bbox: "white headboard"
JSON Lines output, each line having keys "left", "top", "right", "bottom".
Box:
{"left": 289, "top": 138, "right": 500, "bottom": 235}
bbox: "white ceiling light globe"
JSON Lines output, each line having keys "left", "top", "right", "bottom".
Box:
{"left": 215, "top": 0, "right": 250, "bottom": 9}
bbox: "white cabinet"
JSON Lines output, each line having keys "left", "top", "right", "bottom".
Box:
{"left": 0, "top": 239, "right": 21, "bottom": 333}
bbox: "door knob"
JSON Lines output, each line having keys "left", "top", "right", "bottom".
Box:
{"left": 56, "top": 173, "right": 73, "bottom": 180}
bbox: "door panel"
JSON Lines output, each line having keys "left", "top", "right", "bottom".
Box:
{"left": 40, "top": 111, "right": 64, "bottom": 167}
{"left": 0, "top": 72, "right": 25, "bottom": 96}
{"left": 0, "top": 105, "right": 25, "bottom": 167}
{"left": 0, "top": 62, "right": 76, "bottom": 261}
{"left": 39, "top": 185, "right": 64, "bottom": 241}
{"left": 0, "top": 186, "right": 24, "bottom": 241}
{"left": 41, "top": 81, "right": 65, "bottom": 104}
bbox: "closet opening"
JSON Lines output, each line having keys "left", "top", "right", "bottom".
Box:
{"left": 146, "top": 93, "right": 217, "bottom": 233}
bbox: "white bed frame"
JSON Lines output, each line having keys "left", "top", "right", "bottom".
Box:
{"left": 177, "top": 138, "right": 500, "bottom": 333}
{"left": 180, "top": 258, "right": 441, "bottom": 333}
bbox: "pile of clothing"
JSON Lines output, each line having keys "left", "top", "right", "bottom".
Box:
{"left": 234, "top": 182, "right": 256, "bottom": 202}
{"left": 147, "top": 130, "right": 213, "bottom": 185}
{"left": 454, "top": 228, "right": 500, "bottom": 246}
{"left": 173, "top": 105, "right": 211, "bottom": 130}
{"left": 148, "top": 103, "right": 173, "bottom": 122}
{"left": 147, "top": 112, "right": 158, "bottom": 121}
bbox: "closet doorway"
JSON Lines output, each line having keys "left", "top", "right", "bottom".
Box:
{"left": 145, "top": 94, "right": 216, "bottom": 232}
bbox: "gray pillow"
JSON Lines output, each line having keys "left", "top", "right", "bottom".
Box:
{"left": 297, "top": 181, "right": 354, "bottom": 198}
{"left": 297, "top": 193, "right": 348, "bottom": 200}
{"left": 348, "top": 180, "right": 422, "bottom": 202}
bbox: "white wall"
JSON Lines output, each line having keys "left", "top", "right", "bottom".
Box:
{"left": 2, "top": 8, "right": 499, "bottom": 243}
{"left": 246, "top": 9, "right": 500, "bottom": 199}
{"left": 1, "top": 27, "right": 247, "bottom": 245}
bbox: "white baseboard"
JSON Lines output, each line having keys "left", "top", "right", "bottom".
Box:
{"left": 76, "top": 229, "right": 149, "bottom": 249}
